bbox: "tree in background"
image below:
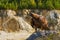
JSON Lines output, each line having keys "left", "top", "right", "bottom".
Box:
{"left": 53, "top": 0, "right": 60, "bottom": 9}
{"left": 5, "top": 0, "right": 18, "bottom": 10}
{"left": 45, "top": 0, "right": 54, "bottom": 10}
{"left": 0, "top": 0, "right": 18, "bottom": 10}
{"left": 19, "top": 0, "right": 28, "bottom": 9}
{"left": 0, "top": 0, "right": 60, "bottom": 10}
{"left": 38, "top": 0, "right": 44, "bottom": 9}
{"left": 19, "top": 0, "right": 36, "bottom": 9}
{"left": 0, "top": 0, "right": 8, "bottom": 9}
{"left": 28, "top": 0, "right": 36, "bottom": 9}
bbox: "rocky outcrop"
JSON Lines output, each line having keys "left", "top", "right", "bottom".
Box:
{"left": 0, "top": 9, "right": 60, "bottom": 40}
{"left": 0, "top": 9, "right": 60, "bottom": 32}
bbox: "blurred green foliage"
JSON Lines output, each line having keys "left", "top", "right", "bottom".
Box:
{"left": 0, "top": 0, "right": 60, "bottom": 10}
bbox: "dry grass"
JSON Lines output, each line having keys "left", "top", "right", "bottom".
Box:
{"left": 4, "top": 19, "right": 20, "bottom": 32}
{"left": 0, "top": 17, "right": 20, "bottom": 32}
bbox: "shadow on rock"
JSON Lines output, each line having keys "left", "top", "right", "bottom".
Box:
{"left": 26, "top": 30, "right": 59, "bottom": 40}
{"left": 26, "top": 31, "right": 43, "bottom": 40}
